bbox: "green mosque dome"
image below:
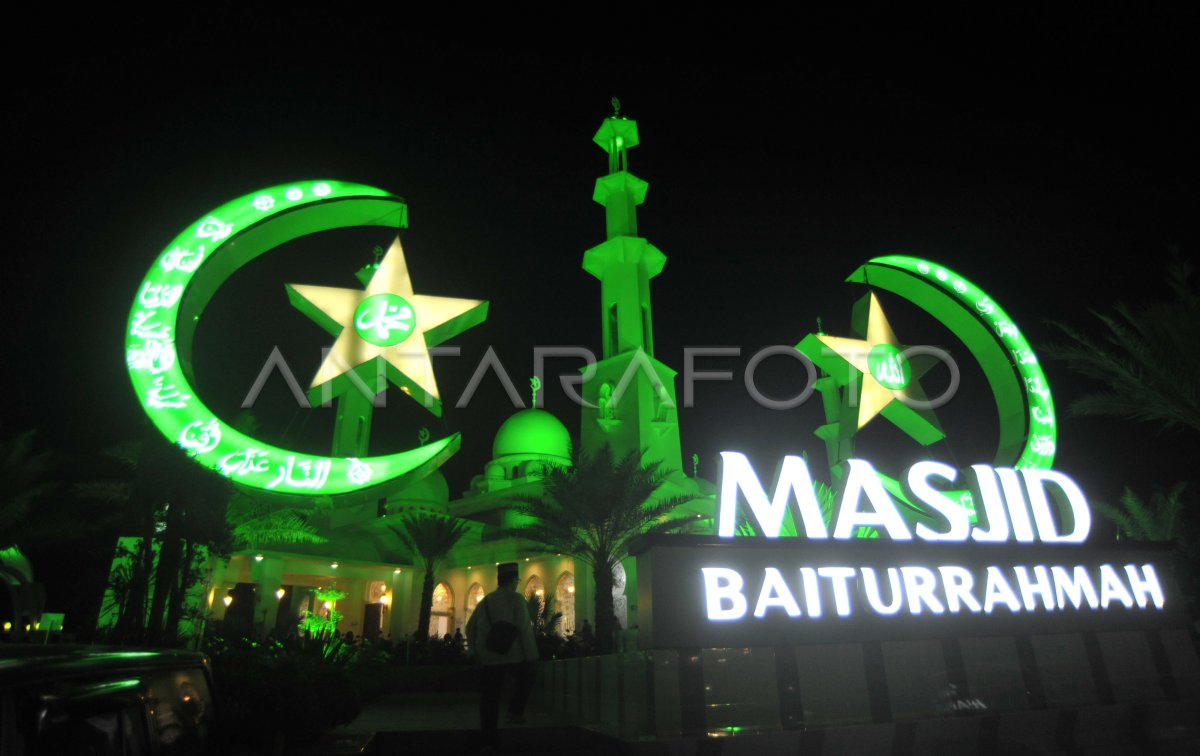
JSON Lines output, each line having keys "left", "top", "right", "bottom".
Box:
{"left": 492, "top": 409, "right": 572, "bottom": 461}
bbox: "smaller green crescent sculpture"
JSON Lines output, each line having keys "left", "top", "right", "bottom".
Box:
{"left": 796, "top": 255, "right": 1057, "bottom": 527}
{"left": 798, "top": 255, "right": 1056, "bottom": 470}
{"left": 125, "top": 181, "right": 487, "bottom": 502}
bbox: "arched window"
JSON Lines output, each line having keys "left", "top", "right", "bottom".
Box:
{"left": 366, "top": 580, "right": 387, "bottom": 603}
{"left": 612, "top": 561, "right": 628, "bottom": 629}
{"left": 465, "top": 583, "right": 485, "bottom": 623}
{"left": 555, "top": 572, "right": 576, "bottom": 635}
{"left": 524, "top": 575, "right": 544, "bottom": 603}
{"left": 431, "top": 582, "right": 454, "bottom": 638}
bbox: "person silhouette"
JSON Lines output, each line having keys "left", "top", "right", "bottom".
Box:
{"left": 466, "top": 562, "right": 538, "bottom": 750}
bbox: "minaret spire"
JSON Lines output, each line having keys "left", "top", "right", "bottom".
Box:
{"left": 580, "top": 106, "right": 681, "bottom": 481}
{"left": 591, "top": 108, "right": 646, "bottom": 241}
{"left": 583, "top": 107, "right": 664, "bottom": 359}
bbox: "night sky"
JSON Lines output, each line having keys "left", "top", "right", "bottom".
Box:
{"left": 8, "top": 11, "right": 1196, "bottom": 509}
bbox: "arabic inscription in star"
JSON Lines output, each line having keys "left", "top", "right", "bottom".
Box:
{"left": 285, "top": 235, "right": 488, "bottom": 416}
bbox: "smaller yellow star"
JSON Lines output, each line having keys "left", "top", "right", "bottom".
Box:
{"left": 286, "top": 236, "right": 487, "bottom": 416}
{"left": 798, "top": 293, "right": 944, "bottom": 444}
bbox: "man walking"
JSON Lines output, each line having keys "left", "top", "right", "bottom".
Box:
{"left": 466, "top": 562, "right": 538, "bottom": 750}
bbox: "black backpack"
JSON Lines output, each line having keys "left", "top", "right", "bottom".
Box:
{"left": 482, "top": 596, "right": 520, "bottom": 654}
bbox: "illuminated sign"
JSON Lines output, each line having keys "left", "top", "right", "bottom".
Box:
{"left": 635, "top": 535, "right": 1179, "bottom": 648}
{"left": 629, "top": 453, "right": 1172, "bottom": 647}
{"left": 699, "top": 563, "right": 1163, "bottom": 621}
{"left": 125, "top": 181, "right": 485, "bottom": 501}
{"left": 717, "top": 454, "right": 1090, "bottom": 543}
{"left": 633, "top": 255, "right": 1179, "bottom": 649}
{"left": 642, "top": 452, "right": 1171, "bottom": 645}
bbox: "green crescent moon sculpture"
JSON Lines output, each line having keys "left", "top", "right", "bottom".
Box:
{"left": 125, "top": 180, "right": 464, "bottom": 502}
{"left": 847, "top": 255, "right": 1055, "bottom": 470}
{"left": 797, "top": 255, "right": 1056, "bottom": 527}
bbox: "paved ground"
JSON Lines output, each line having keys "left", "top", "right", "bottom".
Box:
{"left": 293, "top": 690, "right": 566, "bottom": 755}
{"left": 284, "top": 690, "right": 1200, "bottom": 756}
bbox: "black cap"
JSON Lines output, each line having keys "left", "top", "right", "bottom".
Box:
{"left": 498, "top": 562, "right": 519, "bottom": 583}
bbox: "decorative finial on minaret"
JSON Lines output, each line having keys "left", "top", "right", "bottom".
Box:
{"left": 591, "top": 110, "right": 644, "bottom": 237}
{"left": 692, "top": 453, "right": 699, "bottom": 478}
{"left": 530, "top": 376, "right": 542, "bottom": 408}
{"left": 356, "top": 244, "right": 387, "bottom": 286}
{"left": 816, "top": 316, "right": 825, "bottom": 336}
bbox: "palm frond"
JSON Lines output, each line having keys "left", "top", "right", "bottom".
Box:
{"left": 1, "top": 430, "right": 55, "bottom": 507}
{"left": 1043, "top": 260, "right": 1200, "bottom": 434}
{"left": 232, "top": 510, "right": 327, "bottom": 547}
{"left": 507, "top": 445, "right": 694, "bottom": 564}
{"left": 388, "top": 514, "right": 470, "bottom": 571}
{"left": 0, "top": 431, "right": 56, "bottom": 541}
{"left": 226, "top": 492, "right": 327, "bottom": 547}
{"left": 74, "top": 480, "right": 133, "bottom": 504}
{"left": 1095, "top": 483, "right": 1188, "bottom": 542}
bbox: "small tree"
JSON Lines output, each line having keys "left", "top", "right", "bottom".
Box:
{"left": 509, "top": 446, "right": 694, "bottom": 654}
{"left": 528, "top": 592, "right": 565, "bottom": 659}
{"left": 300, "top": 587, "right": 348, "bottom": 641}
{"left": 528, "top": 592, "right": 563, "bottom": 636}
{"left": 389, "top": 514, "right": 470, "bottom": 640}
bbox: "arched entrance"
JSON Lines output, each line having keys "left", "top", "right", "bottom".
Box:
{"left": 524, "top": 575, "right": 544, "bottom": 602}
{"left": 612, "top": 561, "right": 628, "bottom": 629}
{"left": 430, "top": 582, "right": 454, "bottom": 638}
{"left": 555, "top": 572, "right": 576, "bottom": 635}
{"left": 465, "top": 583, "right": 485, "bottom": 624}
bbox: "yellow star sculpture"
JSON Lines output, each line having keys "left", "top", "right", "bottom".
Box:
{"left": 796, "top": 292, "right": 944, "bottom": 445}
{"left": 285, "top": 235, "right": 488, "bottom": 416}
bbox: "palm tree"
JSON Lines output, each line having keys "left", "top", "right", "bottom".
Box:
{"left": 1, "top": 430, "right": 55, "bottom": 638}
{"left": 508, "top": 446, "right": 694, "bottom": 654}
{"left": 76, "top": 436, "right": 233, "bottom": 644}
{"left": 389, "top": 514, "right": 470, "bottom": 640}
{"left": 1046, "top": 256, "right": 1200, "bottom": 434}
{"left": 0, "top": 429, "right": 56, "bottom": 551}
{"left": 1095, "top": 483, "right": 1188, "bottom": 542}
{"left": 1096, "top": 483, "right": 1199, "bottom": 616}
{"left": 226, "top": 491, "right": 328, "bottom": 549}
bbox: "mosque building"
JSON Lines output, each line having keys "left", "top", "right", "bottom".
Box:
{"left": 193, "top": 112, "right": 712, "bottom": 644}
{"left": 102, "top": 102, "right": 1200, "bottom": 741}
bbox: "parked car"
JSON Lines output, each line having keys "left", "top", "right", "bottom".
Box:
{"left": 0, "top": 645, "right": 214, "bottom": 755}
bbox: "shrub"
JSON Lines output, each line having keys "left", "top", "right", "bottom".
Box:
{"left": 205, "top": 635, "right": 361, "bottom": 753}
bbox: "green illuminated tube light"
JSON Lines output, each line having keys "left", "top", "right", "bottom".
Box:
{"left": 126, "top": 181, "right": 457, "bottom": 501}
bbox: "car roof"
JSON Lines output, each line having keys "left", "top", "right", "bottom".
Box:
{"left": 0, "top": 646, "right": 210, "bottom": 688}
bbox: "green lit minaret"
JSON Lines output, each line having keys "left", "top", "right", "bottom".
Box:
{"left": 580, "top": 105, "right": 685, "bottom": 483}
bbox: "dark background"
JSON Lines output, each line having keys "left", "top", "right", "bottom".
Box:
{"left": 7, "top": 8, "right": 1196, "bottom": 519}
